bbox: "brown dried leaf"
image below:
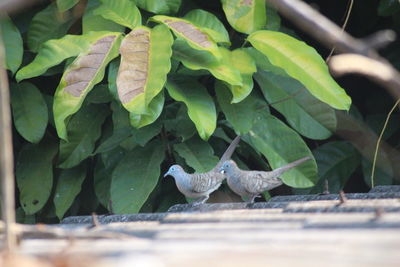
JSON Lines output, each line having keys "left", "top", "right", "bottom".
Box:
{"left": 64, "top": 36, "right": 116, "bottom": 97}
{"left": 117, "top": 28, "right": 150, "bottom": 104}
{"left": 164, "top": 19, "right": 211, "bottom": 48}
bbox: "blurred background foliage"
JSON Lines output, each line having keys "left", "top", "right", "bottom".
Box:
{"left": 1, "top": 0, "right": 399, "bottom": 223}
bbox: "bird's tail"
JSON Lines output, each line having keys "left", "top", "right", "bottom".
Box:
{"left": 214, "top": 135, "right": 241, "bottom": 171}
{"left": 269, "top": 156, "right": 311, "bottom": 177}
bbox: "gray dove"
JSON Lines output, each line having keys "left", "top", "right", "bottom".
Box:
{"left": 219, "top": 156, "right": 311, "bottom": 203}
{"left": 164, "top": 136, "right": 241, "bottom": 204}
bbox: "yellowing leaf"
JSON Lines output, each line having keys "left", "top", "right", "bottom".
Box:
{"left": 152, "top": 15, "right": 221, "bottom": 60}
{"left": 117, "top": 25, "right": 173, "bottom": 115}
{"left": 221, "top": 0, "right": 266, "bottom": 34}
{"left": 54, "top": 32, "right": 122, "bottom": 140}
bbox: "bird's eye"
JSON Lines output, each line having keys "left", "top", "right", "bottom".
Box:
{"left": 171, "top": 167, "right": 175, "bottom": 171}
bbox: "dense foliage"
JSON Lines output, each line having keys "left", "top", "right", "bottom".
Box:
{"left": 1, "top": 0, "right": 399, "bottom": 223}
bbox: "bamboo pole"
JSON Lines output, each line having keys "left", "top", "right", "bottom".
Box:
{"left": 0, "top": 21, "right": 17, "bottom": 250}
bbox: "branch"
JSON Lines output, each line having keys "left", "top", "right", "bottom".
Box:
{"left": 329, "top": 54, "right": 400, "bottom": 100}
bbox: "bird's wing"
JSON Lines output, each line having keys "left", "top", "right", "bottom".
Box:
{"left": 244, "top": 171, "right": 283, "bottom": 193}
{"left": 190, "top": 172, "right": 225, "bottom": 193}
{"left": 213, "top": 135, "right": 241, "bottom": 171}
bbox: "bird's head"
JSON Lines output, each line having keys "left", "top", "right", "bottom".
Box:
{"left": 164, "top": 165, "right": 184, "bottom": 179}
{"left": 219, "top": 160, "right": 238, "bottom": 174}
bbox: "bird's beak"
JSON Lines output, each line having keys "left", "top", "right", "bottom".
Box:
{"left": 164, "top": 171, "right": 170, "bottom": 178}
{"left": 219, "top": 167, "right": 225, "bottom": 174}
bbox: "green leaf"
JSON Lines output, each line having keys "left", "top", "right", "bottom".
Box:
{"left": 221, "top": 0, "right": 266, "bottom": 34}
{"left": 54, "top": 32, "right": 122, "bottom": 140}
{"left": 243, "top": 111, "right": 318, "bottom": 188}
{"left": 227, "top": 48, "right": 256, "bottom": 103}
{"left": 53, "top": 164, "right": 87, "bottom": 219}
{"left": 173, "top": 136, "right": 219, "bottom": 173}
{"left": 172, "top": 39, "right": 242, "bottom": 86}
{"left": 135, "top": 0, "right": 181, "bottom": 14}
{"left": 94, "top": 127, "right": 132, "bottom": 154}
{"left": 164, "top": 104, "right": 196, "bottom": 141}
{"left": 27, "top": 3, "right": 76, "bottom": 52}
{"left": 94, "top": 0, "right": 141, "bottom": 29}
{"left": 117, "top": 25, "right": 173, "bottom": 115}
{"left": 16, "top": 140, "right": 58, "bottom": 215}
{"left": 216, "top": 81, "right": 267, "bottom": 135}
{"left": 254, "top": 70, "right": 336, "bottom": 140}
{"left": 265, "top": 5, "right": 281, "bottom": 31}
{"left": 110, "top": 140, "right": 165, "bottom": 214}
{"left": 0, "top": 16, "right": 23, "bottom": 74}
{"left": 130, "top": 91, "right": 164, "bottom": 128}
{"left": 17, "top": 31, "right": 117, "bottom": 82}
{"left": 184, "top": 9, "right": 230, "bottom": 45}
{"left": 248, "top": 31, "right": 352, "bottom": 111}
{"left": 10, "top": 82, "right": 48, "bottom": 143}
{"left": 82, "top": 0, "right": 125, "bottom": 33}
{"left": 131, "top": 119, "right": 162, "bottom": 146}
{"left": 310, "top": 141, "right": 360, "bottom": 193}
{"left": 86, "top": 84, "right": 113, "bottom": 104}
{"left": 107, "top": 58, "right": 120, "bottom": 100}
{"left": 94, "top": 147, "right": 126, "bottom": 208}
{"left": 378, "top": 0, "right": 400, "bottom": 16}
{"left": 152, "top": 15, "right": 221, "bottom": 60}
{"left": 166, "top": 77, "right": 216, "bottom": 140}
{"left": 58, "top": 104, "right": 109, "bottom": 168}
{"left": 56, "top": 0, "right": 79, "bottom": 12}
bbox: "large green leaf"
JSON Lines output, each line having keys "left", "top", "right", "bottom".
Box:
{"left": 216, "top": 81, "right": 267, "bottom": 135}
{"left": 164, "top": 104, "right": 196, "bottom": 141}
{"left": 309, "top": 141, "right": 360, "bottom": 193}
{"left": 227, "top": 48, "right": 256, "bottom": 103}
{"left": 166, "top": 77, "right": 216, "bottom": 140}
{"left": 54, "top": 32, "right": 122, "bottom": 140}
{"left": 56, "top": 0, "right": 79, "bottom": 12}
{"left": 53, "top": 163, "right": 86, "bottom": 219}
{"left": 254, "top": 70, "right": 336, "bottom": 140}
{"left": 0, "top": 16, "right": 23, "bottom": 74}
{"left": 131, "top": 119, "right": 162, "bottom": 146}
{"left": 17, "top": 31, "right": 117, "bottom": 81}
{"left": 129, "top": 91, "right": 164, "bottom": 128}
{"left": 174, "top": 136, "right": 219, "bottom": 173}
{"left": 82, "top": 0, "right": 125, "bottom": 33}
{"left": 184, "top": 9, "right": 230, "bottom": 45}
{"left": 243, "top": 111, "right": 318, "bottom": 188}
{"left": 152, "top": 15, "right": 221, "bottom": 60}
{"left": 110, "top": 140, "right": 165, "bottom": 214}
{"left": 172, "top": 39, "right": 242, "bottom": 86}
{"left": 16, "top": 140, "right": 58, "bottom": 215}
{"left": 94, "top": 148, "right": 126, "bottom": 208}
{"left": 27, "top": 3, "right": 76, "bottom": 52}
{"left": 117, "top": 25, "right": 173, "bottom": 115}
{"left": 58, "top": 104, "right": 109, "bottom": 168}
{"left": 135, "top": 0, "right": 181, "bottom": 14}
{"left": 221, "top": 0, "right": 266, "bottom": 34}
{"left": 10, "top": 82, "right": 48, "bottom": 143}
{"left": 248, "top": 31, "right": 351, "bottom": 111}
{"left": 94, "top": 0, "right": 141, "bottom": 29}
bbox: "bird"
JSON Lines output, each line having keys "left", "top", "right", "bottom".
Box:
{"left": 164, "top": 136, "right": 241, "bottom": 204}
{"left": 219, "top": 156, "right": 311, "bottom": 203}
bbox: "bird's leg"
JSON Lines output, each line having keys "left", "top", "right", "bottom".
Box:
{"left": 248, "top": 195, "right": 261, "bottom": 204}
{"left": 192, "top": 195, "right": 209, "bottom": 206}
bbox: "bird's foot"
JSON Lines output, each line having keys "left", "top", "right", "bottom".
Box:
{"left": 191, "top": 196, "right": 209, "bottom": 207}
